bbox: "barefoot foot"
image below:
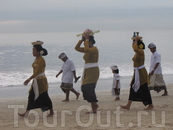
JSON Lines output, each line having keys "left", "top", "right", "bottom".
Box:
{"left": 85, "top": 111, "right": 97, "bottom": 114}
{"left": 162, "top": 93, "right": 168, "bottom": 96}
{"left": 18, "top": 112, "right": 29, "bottom": 118}
{"left": 18, "top": 113, "right": 25, "bottom": 117}
{"left": 92, "top": 104, "right": 99, "bottom": 113}
{"left": 120, "top": 105, "right": 130, "bottom": 110}
{"left": 144, "top": 104, "right": 154, "bottom": 110}
{"left": 62, "top": 100, "right": 69, "bottom": 102}
{"left": 115, "top": 98, "right": 120, "bottom": 101}
{"left": 47, "top": 113, "right": 54, "bottom": 117}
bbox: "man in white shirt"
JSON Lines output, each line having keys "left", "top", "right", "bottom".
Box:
{"left": 56, "top": 53, "right": 80, "bottom": 102}
{"left": 148, "top": 43, "right": 168, "bottom": 96}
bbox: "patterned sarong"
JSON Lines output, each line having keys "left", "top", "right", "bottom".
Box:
{"left": 148, "top": 74, "right": 166, "bottom": 93}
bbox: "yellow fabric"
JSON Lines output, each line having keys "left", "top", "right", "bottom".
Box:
{"left": 130, "top": 44, "right": 149, "bottom": 86}
{"left": 83, "top": 67, "right": 99, "bottom": 85}
{"left": 75, "top": 40, "right": 99, "bottom": 85}
{"left": 29, "top": 56, "right": 48, "bottom": 95}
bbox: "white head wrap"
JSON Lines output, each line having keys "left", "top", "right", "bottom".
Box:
{"left": 111, "top": 65, "right": 118, "bottom": 70}
{"left": 58, "top": 53, "right": 67, "bottom": 59}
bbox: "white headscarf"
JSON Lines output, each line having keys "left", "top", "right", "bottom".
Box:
{"left": 148, "top": 43, "right": 156, "bottom": 48}
{"left": 111, "top": 65, "right": 118, "bottom": 70}
{"left": 58, "top": 52, "right": 67, "bottom": 59}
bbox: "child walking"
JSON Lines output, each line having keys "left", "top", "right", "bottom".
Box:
{"left": 111, "top": 65, "right": 121, "bottom": 100}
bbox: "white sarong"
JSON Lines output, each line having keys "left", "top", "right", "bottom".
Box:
{"left": 148, "top": 74, "right": 166, "bottom": 87}
{"left": 33, "top": 73, "right": 45, "bottom": 100}
{"left": 132, "top": 65, "right": 145, "bottom": 92}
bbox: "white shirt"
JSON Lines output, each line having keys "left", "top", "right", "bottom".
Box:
{"left": 149, "top": 51, "right": 162, "bottom": 74}
{"left": 112, "top": 74, "right": 121, "bottom": 89}
{"left": 61, "top": 59, "right": 76, "bottom": 83}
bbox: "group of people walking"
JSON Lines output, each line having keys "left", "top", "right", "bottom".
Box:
{"left": 18, "top": 29, "right": 168, "bottom": 117}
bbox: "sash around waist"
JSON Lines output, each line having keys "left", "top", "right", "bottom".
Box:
{"left": 84, "top": 63, "right": 98, "bottom": 69}
{"left": 132, "top": 65, "right": 145, "bottom": 92}
{"left": 36, "top": 75, "right": 46, "bottom": 79}
{"left": 133, "top": 65, "right": 145, "bottom": 70}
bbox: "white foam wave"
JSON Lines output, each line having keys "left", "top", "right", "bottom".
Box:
{"left": 0, "top": 65, "right": 173, "bottom": 87}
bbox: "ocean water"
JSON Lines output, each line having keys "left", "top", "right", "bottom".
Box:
{"left": 0, "top": 29, "right": 173, "bottom": 90}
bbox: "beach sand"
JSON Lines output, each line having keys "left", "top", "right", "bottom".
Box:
{"left": 0, "top": 82, "right": 173, "bottom": 130}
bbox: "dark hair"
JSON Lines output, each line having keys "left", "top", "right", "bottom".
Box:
{"left": 82, "top": 36, "right": 96, "bottom": 44}
{"left": 89, "top": 36, "right": 96, "bottom": 44}
{"left": 137, "top": 40, "right": 145, "bottom": 49}
{"left": 33, "top": 45, "right": 48, "bottom": 56}
{"left": 113, "top": 69, "right": 119, "bottom": 74}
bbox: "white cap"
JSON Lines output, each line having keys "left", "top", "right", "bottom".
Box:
{"left": 58, "top": 53, "right": 67, "bottom": 59}
{"left": 111, "top": 65, "right": 118, "bottom": 70}
{"left": 148, "top": 43, "right": 156, "bottom": 48}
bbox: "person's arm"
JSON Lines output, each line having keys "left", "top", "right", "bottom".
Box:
{"left": 56, "top": 70, "right": 63, "bottom": 78}
{"left": 69, "top": 60, "right": 81, "bottom": 83}
{"left": 23, "top": 57, "right": 45, "bottom": 85}
{"left": 149, "top": 63, "right": 159, "bottom": 76}
{"left": 75, "top": 40, "right": 85, "bottom": 53}
{"left": 72, "top": 71, "right": 77, "bottom": 80}
{"left": 72, "top": 71, "right": 81, "bottom": 83}
{"left": 23, "top": 76, "right": 34, "bottom": 85}
{"left": 132, "top": 40, "right": 143, "bottom": 56}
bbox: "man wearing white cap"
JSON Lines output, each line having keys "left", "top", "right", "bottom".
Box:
{"left": 148, "top": 43, "right": 168, "bottom": 96}
{"left": 56, "top": 53, "right": 80, "bottom": 102}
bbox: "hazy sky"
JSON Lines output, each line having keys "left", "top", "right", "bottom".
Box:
{"left": 0, "top": 0, "right": 173, "bottom": 33}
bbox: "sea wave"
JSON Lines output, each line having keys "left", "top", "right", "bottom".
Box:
{"left": 1, "top": 65, "right": 173, "bottom": 87}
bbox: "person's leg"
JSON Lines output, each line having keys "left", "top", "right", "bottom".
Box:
{"left": 62, "top": 90, "right": 70, "bottom": 102}
{"left": 91, "top": 102, "right": 99, "bottom": 112}
{"left": 70, "top": 88, "right": 80, "bottom": 100}
{"left": 155, "top": 75, "right": 168, "bottom": 96}
{"left": 114, "top": 88, "right": 120, "bottom": 100}
{"left": 18, "top": 110, "right": 30, "bottom": 118}
{"left": 18, "top": 89, "right": 32, "bottom": 118}
{"left": 162, "top": 87, "right": 168, "bottom": 96}
{"left": 86, "top": 102, "right": 99, "bottom": 114}
{"left": 47, "top": 108, "right": 54, "bottom": 117}
{"left": 144, "top": 104, "right": 154, "bottom": 110}
{"left": 120, "top": 100, "right": 132, "bottom": 110}
{"left": 139, "top": 83, "right": 154, "bottom": 109}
